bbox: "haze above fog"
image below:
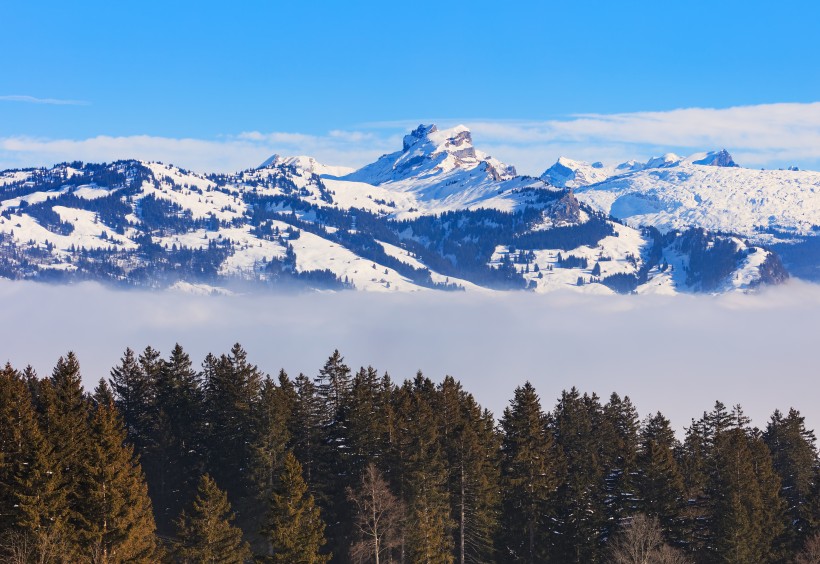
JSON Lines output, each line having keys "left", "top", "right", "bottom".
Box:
{"left": 2, "top": 280, "right": 817, "bottom": 435}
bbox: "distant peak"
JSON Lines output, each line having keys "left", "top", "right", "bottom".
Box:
{"left": 645, "top": 153, "right": 682, "bottom": 169}
{"left": 345, "top": 123, "right": 514, "bottom": 185}
{"left": 690, "top": 149, "right": 739, "bottom": 168}
{"left": 257, "top": 154, "right": 354, "bottom": 177}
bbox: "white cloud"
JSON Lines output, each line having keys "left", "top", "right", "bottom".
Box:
{"left": 2, "top": 102, "right": 820, "bottom": 174}
{"left": 1, "top": 279, "right": 819, "bottom": 436}
{"left": 0, "top": 95, "right": 89, "bottom": 106}
{"left": 0, "top": 131, "right": 394, "bottom": 174}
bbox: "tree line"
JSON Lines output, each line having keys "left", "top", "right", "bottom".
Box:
{"left": 2, "top": 345, "right": 820, "bottom": 563}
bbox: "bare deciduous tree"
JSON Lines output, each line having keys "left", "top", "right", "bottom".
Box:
{"left": 0, "top": 529, "right": 62, "bottom": 564}
{"left": 608, "top": 514, "right": 691, "bottom": 564}
{"left": 347, "top": 463, "right": 406, "bottom": 564}
{"left": 796, "top": 532, "right": 820, "bottom": 564}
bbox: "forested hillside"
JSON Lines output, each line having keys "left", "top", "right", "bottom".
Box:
{"left": 2, "top": 348, "right": 819, "bottom": 563}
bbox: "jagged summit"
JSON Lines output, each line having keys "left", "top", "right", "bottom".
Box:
{"left": 344, "top": 124, "right": 516, "bottom": 185}
{"left": 688, "top": 149, "right": 739, "bottom": 167}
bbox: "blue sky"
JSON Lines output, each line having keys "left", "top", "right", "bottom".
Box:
{"left": 2, "top": 1, "right": 819, "bottom": 173}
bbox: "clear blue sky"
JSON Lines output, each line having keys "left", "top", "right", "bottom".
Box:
{"left": 1, "top": 1, "right": 819, "bottom": 172}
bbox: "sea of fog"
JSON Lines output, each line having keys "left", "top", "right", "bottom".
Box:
{"left": 1, "top": 280, "right": 818, "bottom": 435}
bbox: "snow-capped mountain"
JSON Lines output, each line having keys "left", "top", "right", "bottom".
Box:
{"left": 0, "top": 126, "right": 797, "bottom": 294}
{"left": 564, "top": 152, "right": 820, "bottom": 239}
{"left": 339, "top": 124, "right": 533, "bottom": 216}
{"left": 258, "top": 154, "right": 355, "bottom": 178}
{"left": 540, "top": 149, "right": 739, "bottom": 189}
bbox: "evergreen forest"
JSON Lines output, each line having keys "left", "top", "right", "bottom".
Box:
{"left": 2, "top": 346, "right": 820, "bottom": 563}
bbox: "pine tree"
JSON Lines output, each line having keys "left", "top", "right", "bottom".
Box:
{"left": 394, "top": 374, "right": 453, "bottom": 564}
{"left": 602, "top": 393, "right": 641, "bottom": 534}
{"left": 708, "top": 407, "right": 785, "bottom": 563}
{"left": 0, "top": 365, "right": 69, "bottom": 562}
{"left": 150, "top": 344, "right": 204, "bottom": 531}
{"left": 40, "top": 352, "right": 90, "bottom": 555}
{"left": 764, "top": 408, "right": 819, "bottom": 555}
{"left": 551, "top": 388, "right": 609, "bottom": 563}
{"left": 0, "top": 363, "right": 20, "bottom": 532}
{"left": 204, "top": 344, "right": 264, "bottom": 502}
{"left": 245, "top": 372, "right": 294, "bottom": 551}
{"left": 261, "top": 451, "right": 330, "bottom": 564}
{"left": 76, "top": 380, "right": 159, "bottom": 562}
{"left": 438, "top": 376, "right": 500, "bottom": 564}
{"left": 499, "top": 382, "right": 562, "bottom": 563}
{"left": 175, "top": 474, "right": 251, "bottom": 564}
{"left": 249, "top": 372, "right": 293, "bottom": 502}
{"left": 314, "top": 349, "right": 352, "bottom": 422}
{"left": 635, "top": 412, "right": 686, "bottom": 547}
{"left": 290, "top": 373, "right": 325, "bottom": 494}
{"left": 347, "top": 366, "right": 392, "bottom": 478}
{"left": 109, "top": 347, "right": 155, "bottom": 453}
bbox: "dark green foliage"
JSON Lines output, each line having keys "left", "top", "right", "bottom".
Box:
{"left": 109, "top": 347, "right": 155, "bottom": 452}
{"left": 764, "top": 409, "right": 818, "bottom": 557}
{"left": 0, "top": 365, "right": 70, "bottom": 560}
{"left": 77, "top": 381, "right": 159, "bottom": 562}
{"left": 394, "top": 374, "right": 454, "bottom": 563}
{"left": 149, "top": 344, "right": 205, "bottom": 531}
{"left": 261, "top": 451, "right": 331, "bottom": 563}
{"left": 499, "top": 382, "right": 563, "bottom": 563}
{"left": 438, "top": 376, "right": 501, "bottom": 564}
{"left": 3, "top": 345, "right": 818, "bottom": 563}
{"left": 204, "top": 343, "right": 264, "bottom": 499}
{"left": 175, "top": 474, "right": 251, "bottom": 564}
{"left": 636, "top": 412, "right": 686, "bottom": 546}
{"left": 550, "top": 389, "right": 610, "bottom": 563}
{"left": 602, "top": 393, "right": 641, "bottom": 533}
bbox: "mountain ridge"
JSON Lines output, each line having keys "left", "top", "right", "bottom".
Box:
{"left": 0, "top": 124, "right": 807, "bottom": 294}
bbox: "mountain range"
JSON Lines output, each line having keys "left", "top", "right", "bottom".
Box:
{"left": 2, "top": 123, "right": 815, "bottom": 295}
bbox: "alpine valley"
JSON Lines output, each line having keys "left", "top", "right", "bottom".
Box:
{"left": 1, "top": 123, "right": 816, "bottom": 295}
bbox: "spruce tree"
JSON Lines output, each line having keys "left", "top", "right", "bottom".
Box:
{"left": 551, "top": 388, "right": 609, "bottom": 563}
{"left": 346, "top": 366, "right": 392, "bottom": 478}
{"left": 175, "top": 474, "right": 251, "bottom": 564}
{"left": 109, "top": 347, "right": 155, "bottom": 453}
{"left": 708, "top": 407, "right": 785, "bottom": 563}
{"left": 314, "top": 349, "right": 352, "bottom": 421}
{"left": 77, "top": 381, "right": 159, "bottom": 562}
{"left": 40, "top": 352, "right": 90, "bottom": 555}
{"left": 290, "top": 373, "right": 325, "bottom": 493}
{"left": 245, "top": 372, "right": 294, "bottom": 549}
{"left": 499, "top": 382, "right": 562, "bottom": 563}
{"left": 394, "top": 374, "right": 453, "bottom": 564}
{"left": 438, "top": 376, "right": 500, "bottom": 564}
{"left": 602, "top": 393, "right": 641, "bottom": 532}
{"left": 635, "top": 412, "right": 686, "bottom": 546}
{"left": 764, "top": 408, "right": 819, "bottom": 555}
{"left": 261, "top": 451, "right": 330, "bottom": 564}
{"left": 0, "top": 365, "right": 69, "bottom": 561}
{"left": 203, "top": 344, "right": 264, "bottom": 503}
{"left": 0, "top": 363, "right": 20, "bottom": 532}
{"left": 151, "top": 344, "right": 204, "bottom": 531}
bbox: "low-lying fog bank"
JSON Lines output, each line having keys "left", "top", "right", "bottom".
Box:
{"left": 2, "top": 280, "right": 818, "bottom": 433}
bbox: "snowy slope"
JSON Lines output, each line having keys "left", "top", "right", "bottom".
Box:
{"left": 0, "top": 130, "right": 795, "bottom": 294}
{"left": 259, "top": 155, "right": 354, "bottom": 178}
{"left": 575, "top": 161, "right": 820, "bottom": 239}
{"left": 338, "top": 124, "right": 541, "bottom": 217}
